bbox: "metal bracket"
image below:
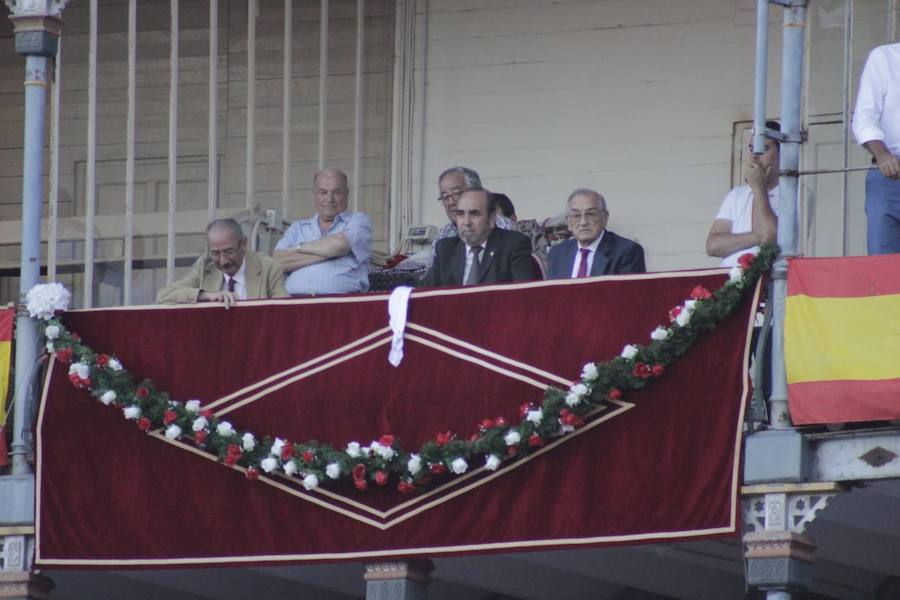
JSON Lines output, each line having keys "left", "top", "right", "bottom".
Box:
{"left": 742, "top": 483, "right": 844, "bottom": 534}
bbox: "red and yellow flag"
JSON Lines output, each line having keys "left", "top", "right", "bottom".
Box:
{"left": 786, "top": 255, "right": 900, "bottom": 425}
{"left": 0, "top": 307, "right": 12, "bottom": 428}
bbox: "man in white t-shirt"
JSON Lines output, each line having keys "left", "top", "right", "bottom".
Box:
{"left": 706, "top": 121, "right": 780, "bottom": 267}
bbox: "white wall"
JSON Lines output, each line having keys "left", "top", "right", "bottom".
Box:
{"left": 412, "top": 0, "right": 789, "bottom": 271}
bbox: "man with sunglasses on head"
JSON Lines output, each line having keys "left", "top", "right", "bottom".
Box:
{"left": 548, "top": 188, "right": 645, "bottom": 278}
{"left": 706, "top": 121, "right": 781, "bottom": 266}
{"left": 157, "top": 218, "right": 288, "bottom": 309}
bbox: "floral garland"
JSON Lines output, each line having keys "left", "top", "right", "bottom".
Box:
{"left": 27, "top": 245, "right": 777, "bottom": 494}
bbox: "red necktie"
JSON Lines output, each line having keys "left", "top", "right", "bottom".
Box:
{"left": 227, "top": 277, "right": 236, "bottom": 293}
{"left": 576, "top": 248, "right": 591, "bottom": 278}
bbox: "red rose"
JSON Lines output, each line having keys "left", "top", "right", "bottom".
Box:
{"left": 397, "top": 480, "right": 414, "bottom": 494}
{"left": 96, "top": 353, "right": 110, "bottom": 368}
{"left": 495, "top": 416, "right": 507, "bottom": 427}
{"left": 354, "top": 479, "right": 368, "bottom": 491}
{"left": 469, "top": 433, "right": 480, "bottom": 442}
{"left": 201, "top": 409, "right": 213, "bottom": 419}
{"left": 608, "top": 388, "right": 622, "bottom": 400}
{"left": 301, "top": 449, "right": 314, "bottom": 463}
{"left": 690, "top": 285, "right": 712, "bottom": 300}
{"left": 226, "top": 444, "right": 242, "bottom": 461}
{"left": 280, "top": 444, "right": 295, "bottom": 461}
{"left": 137, "top": 417, "right": 151, "bottom": 431}
{"left": 560, "top": 408, "right": 570, "bottom": 418}
{"left": 55, "top": 347, "right": 72, "bottom": 364}
{"left": 519, "top": 402, "right": 532, "bottom": 417}
{"left": 528, "top": 434, "right": 543, "bottom": 447}
{"left": 738, "top": 253, "right": 755, "bottom": 269}
{"left": 163, "top": 409, "right": 177, "bottom": 425}
{"left": 435, "top": 431, "right": 452, "bottom": 446}
{"left": 194, "top": 430, "right": 207, "bottom": 445}
{"left": 379, "top": 434, "right": 395, "bottom": 447}
{"left": 668, "top": 306, "right": 682, "bottom": 322}
{"left": 480, "top": 418, "right": 494, "bottom": 430}
{"left": 632, "top": 362, "right": 652, "bottom": 378}
{"left": 375, "top": 470, "right": 389, "bottom": 486}
{"left": 352, "top": 463, "right": 366, "bottom": 482}
{"left": 224, "top": 454, "right": 237, "bottom": 466}
{"left": 245, "top": 467, "right": 259, "bottom": 480}
{"left": 507, "top": 446, "right": 519, "bottom": 457}
{"left": 651, "top": 364, "right": 666, "bottom": 377}
{"left": 135, "top": 386, "right": 149, "bottom": 399}
{"left": 71, "top": 333, "right": 81, "bottom": 343}
{"left": 430, "top": 463, "right": 447, "bottom": 475}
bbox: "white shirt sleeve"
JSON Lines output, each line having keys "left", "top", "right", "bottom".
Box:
{"left": 852, "top": 47, "right": 887, "bottom": 146}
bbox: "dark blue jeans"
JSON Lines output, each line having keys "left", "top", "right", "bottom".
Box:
{"left": 866, "top": 168, "right": 900, "bottom": 255}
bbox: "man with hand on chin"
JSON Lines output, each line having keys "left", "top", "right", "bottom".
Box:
{"left": 273, "top": 168, "right": 372, "bottom": 295}
{"left": 157, "top": 218, "right": 288, "bottom": 308}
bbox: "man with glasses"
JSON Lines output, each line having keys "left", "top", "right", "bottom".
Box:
{"left": 548, "top": 188, "right": 645, "bottom": 278}
{"left": 430, "top": 167, "right": 517, "bottom": 266}
{"left": 706, "top": 121, "right": 780, "bottom": 266}
{"left": 273, "top": 168, "right": 372, "bottom": 295}
{"left": 157, "top": 218, "right": 288, "bottom": 308}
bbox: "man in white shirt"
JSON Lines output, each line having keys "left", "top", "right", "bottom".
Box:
{"left": 706, "top": 121, "right": 780, "bottom": 266}
{"left": 852, "top": 43, "right": 900, "bottom": 255}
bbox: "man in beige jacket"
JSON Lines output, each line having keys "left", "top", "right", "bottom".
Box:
{"left": 157, "top": 218, "right": 288, "bottom": 308}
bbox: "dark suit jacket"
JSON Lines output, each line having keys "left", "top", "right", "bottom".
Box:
{"left": 421, "top": 227, "right": 536, "bottom": 287}
{"left": 548, "top": 230, "right": 646, "bottom": 278}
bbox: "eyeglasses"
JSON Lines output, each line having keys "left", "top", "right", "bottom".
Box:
{"left": 437, "top": 188, "right": 465, "bottom": 203}
{"left": 566, "top": 210, "right": 604, "bottom": 222}
{"left": 209, "top": 247, "right": 240, "bottom": 260}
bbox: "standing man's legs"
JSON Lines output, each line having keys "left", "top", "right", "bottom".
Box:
{"left": 866, "top": 168, "right": 900, "bottom": 255}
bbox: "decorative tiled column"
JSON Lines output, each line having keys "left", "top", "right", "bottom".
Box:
{"left": 364, "top": 560, "right": 434, "bottom": 600}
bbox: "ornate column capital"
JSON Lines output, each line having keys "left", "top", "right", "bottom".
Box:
{"left": 4, "top": 0, "right": 69, "bottom": 57}
{"left": 364, "top": 560, "right": 434, "bottom": 585}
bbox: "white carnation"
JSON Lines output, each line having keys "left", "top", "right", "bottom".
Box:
{"left": 100, "top": 390, "right": 117, "bottom": 405}
{"left": 485, "top": 454, "right": 501, "bottom": 471}
{"left": 302, "top": 474, "right": 319, "bottom": 491}
{"left": 69, "top": 362, "right": 90, "bottom": 380}
{"left": 621, "top": 344, "right": 639, "bottom": 360}
{"left": 346, "top": 442, "right": 361, "bottom": 458}
{"left": 504, "top": 430, "right": 521, "bottom": 446}
{"left": 581, "top": 362, "right": 599, "bottom": 381}
{"left": 526, "top": 409, "right": 543, "bottom": 425}
{"left": 44, "top": 325, "right": 60, "bottom": 340}
{"left": 216, "top": 421, "right": 234, "bottom": 437}
{"left": 450, "top": 457, "right": 468, "bottom": 474}
{"left": 325, "top": 463, "right": 341, "bottom": 479}
{"left": 260, "top": 457, "right": 278, "bottom": 473}
{"left": 107, "top": 357, "right": 123, "bottom": 371}
{"left": 164, "top": 424, "right": 182, "bottom": 440}
{"left": 372, "top": 442, "right": 395, "bottom": 461}
{"left": 270, "top": 437, "right": 285, "bottom": 457}
{"left": 676, "top": 306, "right": 693, "bottom": 327}
{"left": 565, "top": 392, "right": 582, "bottom": 407}
{"left": 729, "top": 266, "right": 744, "bottom": 284}
{"left": 241, "top": 432, "right": 256, "bottom": 451}
{"left": 569, "top": 383, "right": 588, "bottom": 397}
{"left": 46, "top": 341, "right": 55, "bottom": 353}
{"left": 283, "top": 460, "right": 298, "bottom": 476}
{"left": 123, "top": 405, "right": 141, "bottom": 420}
{"left": 191, "top": 416, "right": 208, "bottom": 432}
{"left": 407, "top": 454, "right": 422, "bottom": 476}
{"left": 25, "top": 283, "right": 71, "bottom": 320}
{"left": 650, "top": 326, "right": 671, "bottom": 341}
{"left": 185, "top": 399, "right": 201, "bottom": 414}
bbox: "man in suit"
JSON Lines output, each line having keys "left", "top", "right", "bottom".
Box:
{"left": 548, "top": 188, "right": 645, "bottom": 278}
{"left": 157, "top": 218, "right": 288, "bottom": 308}
{"left": 421, "top": 188, "right": 536, "bottom": 287}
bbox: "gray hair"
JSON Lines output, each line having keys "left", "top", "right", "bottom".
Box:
{"left": 438, "top": 166, "right": 482, "bottom": 190}
{"left": 206, "top": 218, "right": 245, "bottom": 241}
{"left": 567, "top": 188, "right": 607, "bottom": 212}
{"left": 313, "top": 168, "right": 349, "bottom": 190}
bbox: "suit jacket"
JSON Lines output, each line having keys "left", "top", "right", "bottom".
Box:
{"left": 156, "top": 250, "right": 289, "bottom": 304}
{"left": 421, "top": 227, "right": 536, "bottom": 288}
{"left": 548, "top": 230, "right": 646, "bottom": 279}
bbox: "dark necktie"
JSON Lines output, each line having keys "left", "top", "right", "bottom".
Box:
{"left": 576, "top": 248, "right": 591, "bottom": 278}
{"left": 227, "top": 277, "right": 236, "bottom": 293}
{"left": 465, "top": 246, "right": 482, "bottom": 285}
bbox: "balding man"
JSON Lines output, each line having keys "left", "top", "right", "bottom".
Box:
{"left": 273, "top": 168, "right": 372, "bottom": 295}
{"left": 157, "top": 218, "right": 288, "bottom": 308}
{"left": 548, "top": 189, "right": 645, "bottom": 278}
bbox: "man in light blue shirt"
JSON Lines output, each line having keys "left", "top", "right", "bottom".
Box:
{"left": 273, "top": 169, "right": 372, "bottom": 294}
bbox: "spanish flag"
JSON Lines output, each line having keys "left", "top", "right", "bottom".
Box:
{"left": 786, "top": 255, "right": 900, "bottom": 425}
{"left": 0, "top": 307, "right": 12, "bottom": 467}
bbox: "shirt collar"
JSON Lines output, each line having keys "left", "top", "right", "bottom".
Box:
{"left": 225, "top": 256, "right": 247, "bottom": 287}
{"left": 578, "top": 229, "right": 605, "bottom": 252}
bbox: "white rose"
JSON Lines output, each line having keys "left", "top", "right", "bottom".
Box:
{"left": 283, "top": 460, "right": 298, "bottom": 476}
{"left": 450, "top": 457, "right": 468, "bottom": 474}
{"left": 216, "top": 421, "right": 234, "bottom": 437}
{"left": 107, "top": 357, "right": 123, "bottom": 371}
{"left": 651, "top": 326, "right": 671, "bottom": 341}
{"left": 325, "top": 463, "right": 341, "bottom": 479}
{"left": 526, "top": 409, "right": 543, "bottom": 425}
{"left": 44, "top": 325, "right": 60, "bottom": 340}
{"left": 241, "top": 432, "right": 256, "bottom": 451}
{"left": 69, "top": 362, "right": 90, "bottom": 380}
{"left": 581, "top": 362, "right": 599, "bottom": 381}
{"left": 270, "top": 438, "right": 285, "bottom": 457}
{"left": 621, "top": 344, "right": 639, "bottom": 360}
{"left": 684, "top": 299, "right": 697, "bottom": 311}
{"left": 100, "top": 390, "right": 117, "bottom": 405}
{"left": 729, "top": 266, "right": 744, "bottom": 283}
{"left": 407, "top": 454, "right": 422, "bottom": 476}
{"left": 25, "top": 283, "right": 71, "bottom": 320}
{"left": 123, "top": 405, "right": 141, "bottom": 420}
{"left": 565, "top": 392, "right": 582, "bottom": 407}
{"left": 165, "top": 424, "right": 182, "bottom": 440}
{"left": 191, "top": 417, "right": 208, "bottom": 432}
{"left": 372, "top": 443, "right": 395, "bottom": 461}
{"left": 260, "top": 457, "right": 278, "bottom": 473}
{"left": 504, "top": 430, "right": 521, "bottom": 446}
{"left": 569, "top": 383, "right": 588, "bottom": 397}
{"left": 185, "top": 399, "right": 201, "bottom": 414}
{"left": 346, "top": 442, "right": 361, "bottom": 458}
{"left": 302, "top": 474, "right": 319, "bottom": 491}
{"left": 485, "top": 454, "right": 501, "bottom": 471}
{"left": 46, "top": 341, "right": 55, "bottom": 353}
{"left": 676, "top": 307, "right": 693, "bottom": 327}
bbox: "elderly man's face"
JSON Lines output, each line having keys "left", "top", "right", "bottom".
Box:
{"left": 315, "top": 171, "right": 349, "bottom": 222}
{"left": 438, "top": 171, "right": 467, "bottom": 223}
{"left": 207, "top": 226, "right": 246, "bottom": 277}
{"left": 566, "top": 193, "right": 608, "bottom": 246}
{"left": 456, "top": 190, "right": 496, "bottom": 247}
